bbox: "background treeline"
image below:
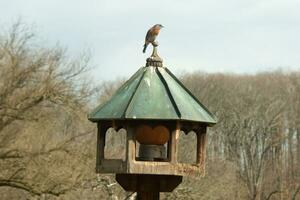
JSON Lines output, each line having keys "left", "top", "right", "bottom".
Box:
{"left": 0, "top": 23, "right": 299, "bottom": 200}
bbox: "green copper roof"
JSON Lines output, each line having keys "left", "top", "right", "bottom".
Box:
{"left": 88, "top": 66, "right": 217, "bottom": 125}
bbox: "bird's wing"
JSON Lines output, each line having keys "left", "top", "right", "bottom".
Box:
{"left": 145, "top": 29, "right": 152, "bottom": 41}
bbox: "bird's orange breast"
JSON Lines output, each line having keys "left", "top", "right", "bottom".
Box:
{"left": 153, "top": 28, "right": 160, "bottom": 35}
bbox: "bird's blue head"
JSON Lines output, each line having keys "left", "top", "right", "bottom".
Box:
{"left": 154, "top": 24, "right": 164, "bottom": 29}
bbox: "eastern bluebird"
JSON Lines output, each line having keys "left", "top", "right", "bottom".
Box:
{"left": 143, "top": 24, "right": 164, "bottom": 53}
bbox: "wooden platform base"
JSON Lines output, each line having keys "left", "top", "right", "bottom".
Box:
{"left": 116, "top": 174, "right": 182, "bottom": 200}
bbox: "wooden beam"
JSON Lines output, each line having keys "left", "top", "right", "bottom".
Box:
{"left": 97, "top": 123, "right": 107, "bottom": 166}
{"left": 126, "top": 126, "right": 136, "bottom": 163}
{"left": 196, "top": 126, "right": 207, "bottom": 167}
{"left": 170, "top": 121, "right": 180, "bottom": 163}
{"left": 137, "top": 191, "right": 159, "bottom": 200}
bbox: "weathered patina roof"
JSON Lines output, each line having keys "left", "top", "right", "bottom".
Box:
{"left": 88, "top": 66, "right": 217, "bottom": 125}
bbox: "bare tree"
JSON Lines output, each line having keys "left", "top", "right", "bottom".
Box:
{"left": 181, "top": 71, "right": 300, "bottom": 200}
{"left": 0, "top": 21, "right": 96, "bottom": 198}
{"left": 1, "top": 21, "right": 299, "bottom": 200}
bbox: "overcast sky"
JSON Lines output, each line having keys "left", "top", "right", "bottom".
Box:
{"left": 1, "top": 0, "right": 300, "bottom": 80}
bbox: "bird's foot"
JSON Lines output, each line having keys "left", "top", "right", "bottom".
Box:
{"left": 152, "top": 41, "right": 158, "bottom": 47}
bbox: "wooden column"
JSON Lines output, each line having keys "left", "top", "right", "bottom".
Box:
{"left": 96, "top": 123, "right": 107, "bottom": 168}
{"left": 137, "top": 191, "right": 159, "bottom": 200}
{"left": 169, "top": 121, "right": 180, "bottom": 163}
{"left": 126, "top": 126, "right": 136, "bottom": 162}
{"left": 196, "top": 126, "right": 207, "bottom": 166}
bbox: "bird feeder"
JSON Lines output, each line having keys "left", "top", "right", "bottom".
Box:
{"left": 88, "top": 48, "right": 217, "bottom": 199}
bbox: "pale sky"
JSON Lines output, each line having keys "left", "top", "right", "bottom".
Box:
{"left": 1, "top": 0, "right": 300, "bottom": 81}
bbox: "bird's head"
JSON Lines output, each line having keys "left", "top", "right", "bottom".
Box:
{"left": 154, "top": 24, "right": 164, "bottom": 29}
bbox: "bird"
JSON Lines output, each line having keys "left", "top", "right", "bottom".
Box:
{"left": 143, "top": 24, "right": 164, "bottom": 53}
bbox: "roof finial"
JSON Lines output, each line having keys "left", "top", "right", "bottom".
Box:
{"left": 146, "top": 45, "right": 163, "bottom": 67}
{"left": 143, "top": 24, "right": 164, "bottom": 67}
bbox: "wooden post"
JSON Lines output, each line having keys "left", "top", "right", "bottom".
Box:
{"left": 117, "top": 174, "right": 182, "bottom": 200}
{"left": 196, "top": 127, "right": 207, "bottom": 167}
{"left": 97, "top": 123, "right": 106, "bottom": 167}
{"left": 137, "top": 191, "right": 159, "bottom": 200}
{"left": 126, "top": 127, "right": 136, "bottom": 162}
{"left": 170, "top": 121, "right": 180, "bottom": 163}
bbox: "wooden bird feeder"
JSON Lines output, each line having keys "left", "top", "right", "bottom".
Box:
{"left": 88, "top": 48, "right": 217, "bottom": 199}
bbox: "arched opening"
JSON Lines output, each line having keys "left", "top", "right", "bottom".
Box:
{"left": 134, "top": 125, "right": 170, "bottom": 162}
{"left": 177, "top": 130, "right": 197, "bottom": 164}
{"left": 104, "top": 128, "right": 126, "bottom": 160}
{"left": 135, "top": 140, "right": 169, "bottom": 162}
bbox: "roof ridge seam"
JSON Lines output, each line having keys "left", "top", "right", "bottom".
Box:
{"left": 123, "top": 68, "right": 147, "bottom": 118}
{"left": 156, "top": 67, "right": 182, "bottom": 118}
{"left": 88, "top": 67, "right": 145, "bottom": 119}
{"left": 164, "top": 68, "right": 217, "bottom": 122}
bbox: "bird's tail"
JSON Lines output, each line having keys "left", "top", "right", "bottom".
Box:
{"left": 143, "top": 43, "right": 148, "bottom": 53}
